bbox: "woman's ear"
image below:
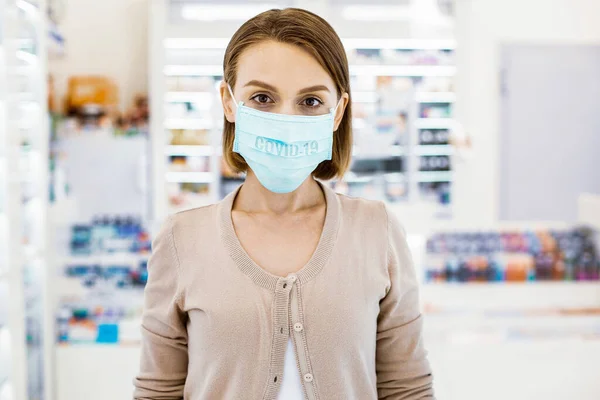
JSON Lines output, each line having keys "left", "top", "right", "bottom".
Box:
{"left": 220, "top": 81, "right": 236, "bottom": 123}
{"left": 333, "top": 92, "right": 350, "bottom": 131}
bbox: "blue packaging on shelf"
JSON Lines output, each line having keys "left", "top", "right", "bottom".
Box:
{"left": 96, "top": 324, "right": 119, "bottom": 344}
{"left": 70, "top": 224, "right": 93, "bottom": 255}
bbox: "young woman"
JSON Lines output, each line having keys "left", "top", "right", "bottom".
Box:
{"left": 134, "top": 8, "right": 434, "bottom": 400}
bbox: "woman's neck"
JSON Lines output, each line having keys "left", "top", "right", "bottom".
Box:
{"left": 233, "top": 171, "right": 325, "bottom": 215}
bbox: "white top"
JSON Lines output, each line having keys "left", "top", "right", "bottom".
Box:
{"left": 277, "top": 339, "right": 304, "bottom": 399}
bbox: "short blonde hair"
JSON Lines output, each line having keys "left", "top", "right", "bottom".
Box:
{"left": 222, "top": 8, "right": 352, "bottom": 180}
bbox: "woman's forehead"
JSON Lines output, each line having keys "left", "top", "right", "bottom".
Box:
{"left": 235, "top": 41, "right": 336, "bottom": 93}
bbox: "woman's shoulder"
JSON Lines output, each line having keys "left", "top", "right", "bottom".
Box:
{"left": 335, "top": 193, "right": 390, "bottom": 227}
{"left": 167, "top": 203, "right": 220, "bottom": 243}
{"left": 335, "top": 193, "right": 407, "bottom": 237}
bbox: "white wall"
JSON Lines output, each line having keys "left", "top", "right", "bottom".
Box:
{"left": 453, "top": 0, "right": 600, "bottom": 225}
{"left": 49, "top": 0, "right": 149, "bottom": 112}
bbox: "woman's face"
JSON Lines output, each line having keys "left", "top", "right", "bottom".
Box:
{"left": 222, "top": 40, "right": 348, "bottom": 130}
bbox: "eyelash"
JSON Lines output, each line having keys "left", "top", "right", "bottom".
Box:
{"left": 249, "top": 93, "right": 324, "bottom": 108}
{"left": 250, "top": 93, "right": 273, "bottom": 105}
{"left": 301, "top": 97, "right": 324, "bottom": 108}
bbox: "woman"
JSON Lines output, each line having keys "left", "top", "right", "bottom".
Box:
{"left": 134, "top": 8, "right": 434, "bottom": 400}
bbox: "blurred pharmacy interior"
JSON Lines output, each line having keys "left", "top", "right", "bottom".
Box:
{"left": 1, "top": 0, "right": 600, "bottom": 399}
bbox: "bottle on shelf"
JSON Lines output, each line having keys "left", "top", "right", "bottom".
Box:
{"left": 424, "top": 227, "right": 599, "bottom": 283}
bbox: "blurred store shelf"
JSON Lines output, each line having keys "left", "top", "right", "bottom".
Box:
{"left": 353, "top": 145, "right": 405, "bottom": 157}
{"left": 168, "top": 197, "right": 215, "bottom": 214}
{"left": 61, "top": 253, "right": 149, "bottom": 267}
{"left": 165, "top": 145, "right": 214, "bottom": 157}
{"left": 164, "top": 118, "right": 214, "bottom": 130}
{"left": 164, "top": 64, "right": 457, "bottom": 77}
{"left": 422, "top": 281, "right": 600, "bottom": 311}
{"left": 414, "top": 145, "right": 453, "bottom": 156}
{"left": 165, "top": 171, "right": 214, "bottom": 183}
{"left": 163, "top": 37, "right": 457, "bottom": 51}
{"left": 350, "top": 65, "right": 456, "bottom": 77}
{"left": 383, "top": 172, "right": 406, "bottom": 182}
{"left": 417, "top": 171, "right": 452, "bottom": 182}
{"left": 164, "top": 65, "right": 223, "bottom": 76}
{"left": 414, "top": 118, "right": 456, "bottom": 129}
{"left": 165, "top": 91, "right": 214, "bottom": 104}
{"left": 416, "top": 92, "right": 456, "bottom": 103}
{"left": 342, "top": 38, "right": 457, "bottom": 50}
{"left": 351, "top": 91, "right": 378, "bottom": 103}
{"left": 0, "top": 326, "right": 10, "bottom": 389}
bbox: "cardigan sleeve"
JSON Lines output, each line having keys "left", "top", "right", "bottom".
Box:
{"left": 376, "top": 205, "right": 435, "bottom": 400}
{"left": 133, "top": 216, "right": 188, "bottom": 399}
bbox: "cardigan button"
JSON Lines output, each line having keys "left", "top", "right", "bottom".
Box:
{"left": 303, "top": 373, "right": 313, "bottom": 382}
{"left": 294, "top": 323, "right": 303, "bottom": 332}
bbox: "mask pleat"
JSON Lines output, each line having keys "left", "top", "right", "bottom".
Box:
{"left": 235, "top": 141, "right": 332, "bottom": 169}
{"left": 237, "top": 108, "right": 334, "bottom": 142}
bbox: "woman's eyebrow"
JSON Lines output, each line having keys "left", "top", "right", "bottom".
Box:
{"left": 297, "top": 85, "right": 330, "bottom": 95}
{"left": 243, "top": 80, "right": 278, "bottom": 92}
{"left": 242, "top": 80, "right": 330, "bottom": 96}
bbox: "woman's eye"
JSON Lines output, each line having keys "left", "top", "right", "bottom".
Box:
{"left": 251, "top": 94, "right": 272, "bottom": 104}
{"left": 302, "top": 97, "right": 323, "bottom": 108}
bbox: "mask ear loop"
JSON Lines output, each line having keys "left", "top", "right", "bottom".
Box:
{"left": 227, "top": 84, "right": 241, "bottom": 109}
{"left": 331, "top": 96, "right": 344, "bottom": 116}
{"left": 331, "top": 96, "right": 344, "bottom": 115}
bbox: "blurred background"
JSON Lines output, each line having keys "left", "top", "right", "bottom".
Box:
{"left": 1, "top": 0, "right": 599, "bottom": 399}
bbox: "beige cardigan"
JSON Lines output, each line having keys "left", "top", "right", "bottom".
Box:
{"left": 133, "top": 183, "right": 434, "bottom": 399}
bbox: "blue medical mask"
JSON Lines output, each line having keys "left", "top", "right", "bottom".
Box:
{"left": 227, "top": 85, "right": 341, "bottom": 193}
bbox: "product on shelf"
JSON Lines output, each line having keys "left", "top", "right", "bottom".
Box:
{"left": 419, "top": 156, "right": 451, "bottom": 171}
{"left": 168, "top": 182, "right": 211, "bottom": 208}
{"left": 425, "top": 227, "right": 600, "bottom": 283}
{"left": 114, "top": 94, "right": 149, "bottom": 136}
{"left": 168, "top": 155, "right": 210, "bottom": 173}
{"left": 57, "top": 297, "right": 144, "bottom": 344}
{"left": 418, "top": 182, "right": 451, "bottom": 205}
{"left": 53, "top": 74, "right": 149, "bottom": 136}
{"left": 347, "top": 48, "right": 454, "bottom": 66}
{"left": 169, "top": 128, "right": 210, "bottom": 145}
{"left": 166, "top": 97, "right": 213, "bottom": 118}
{"left": 384, "top": 177, "right": 407, "bottom": 202}
{"left": 64, "top": 260, "right": 148, "bottom": 290}
{"left": 330, "top": 172, "right": 407, "bottom": 203}
{"left": 374, "top": 113, "right": 407, "bottom": 137}
{"left": 419, "top": 129, "right": 450, "bottom": 145}
{"left": 65, "top": 76, "right": 118, "bottom": 116}
{"left": 70, "top": 215, "right": 150, "bottom": 256}
{"left": 58, "top": 215, "right": 153, "bottom": 344}
{"left": 166, "top": 76, "right": 218, "bottom": 92}
{"left": 420, "top": 103, "right": 452, "bottom": 118}
{"left": 419, "top": 76, "right": 454, "bottom": 92}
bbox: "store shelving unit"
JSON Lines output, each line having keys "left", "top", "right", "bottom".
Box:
{"left": 150, "top": 0, "right": 457, "bottom": 220}
{"left": 422, "top": 281, "right": 600, "bottom": 312}
{"left": 416, "top": 91, "right": 456, "bottom": 103}
{"left": 0, "top": 1, "right": 52, "bottom": 399}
